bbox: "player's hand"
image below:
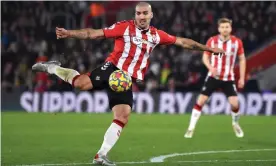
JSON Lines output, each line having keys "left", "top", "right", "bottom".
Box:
{"left": 210, "top": 67, "right": 218, "bottom": 76}
{"left": 211, "top": 47, "right": 225, "bottom": 57}
{"left": 56, "top": 27, "right": 70, "bottom": 39}
{"left": 238, "top": 79, "right": 245, "bottom": 89}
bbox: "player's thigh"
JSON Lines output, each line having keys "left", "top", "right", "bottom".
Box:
{"left": 222, "top": 81, "right": 238, "bottom": 98}
{"left": 89, "top": 62, "right": 114, "bottom": 90}
{"left": 200, "top": 76, "right": 219, "bottom": 98}
{"left": 223, "top": 81, "right": 239, "bottom": 109}
{"left": 74, "top": 74, "right": 93, "bottom": 90}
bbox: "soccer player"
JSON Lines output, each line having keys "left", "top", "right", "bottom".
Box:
{"left": 32, "top": 2, "right": 224, "bottom": 165}
{"left": 184, "top": 18, "right": 246, "bottom": 139}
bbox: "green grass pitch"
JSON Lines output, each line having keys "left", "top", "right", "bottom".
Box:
{"left": 2, "top": 112, "right": 276, "bottom": 166}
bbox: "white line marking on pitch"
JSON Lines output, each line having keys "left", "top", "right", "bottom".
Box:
{"left": 14, "top": 148, "right": 276, "bottom": 166}
{"left": 176, "top": 159, "right": 276, "bottom": 163}
{"left": 14, "top": 162, "right": 148, "bottom": 166}
{"left": 15, "top": 164, "right": 91, "bottom": 166}
{"left": 14, "top": 159, "right": 276, "bottom": 166}
{"left": 150, "top": 148, "right": 276, "bottom": 162}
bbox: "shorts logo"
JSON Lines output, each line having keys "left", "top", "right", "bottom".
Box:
{"left": 101, "top": 62, "right": 111, "bottom": 70}
{"left": 96, "top": 76, "right": 100, "bottom": 80}
{"left": 233, "top": 84, "right": 237, "bottom": 92}
{"left": 202, "top": 86, "right": 206, "bottom": 91}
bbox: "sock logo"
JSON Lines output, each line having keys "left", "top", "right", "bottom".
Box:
{"left": 117, "top": 130, "right": 121, "bottom": 137}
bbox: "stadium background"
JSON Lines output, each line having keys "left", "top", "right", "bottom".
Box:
{"left": 1, "top": 1, "right": 276, "bottom": 114}
{"left": 1, "top": 1, "right": 276, "bottom": 166}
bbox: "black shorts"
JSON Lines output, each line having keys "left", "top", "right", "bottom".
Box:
{"left": 201, "top": 76, "right": 238, "bottom": 97}
{"left": 89, "top": 62, "right": 133, "bottom": 110}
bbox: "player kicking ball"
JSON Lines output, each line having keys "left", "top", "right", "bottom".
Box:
{"left": 184, "top": 18, "right": 246, "bottom": 139}
{"left": 32, "top": 2, "right": 224, "bottom": 166}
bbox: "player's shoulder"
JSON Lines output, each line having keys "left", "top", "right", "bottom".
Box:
{"left": 230, "top": 36, "right": 243, "bottom": 47}
{"left": 152, "top": 25, "right": 161, "bottom": 31}
{"left": 104, "top": 20, "right": 130, "bottom": 30}
{"left": 230, "top": 35, "right": 242, "bottom": 42}
{"left": 206, "top": 35, "right": 219, "bottom": 43}
{"left": 210, "top": 35, "right": 219, "bottom": 40}
{"left": 112, "top": 20, "right": 133, "bottom": 27}
{"left": 154, "top": 27, "right": 176, "bottom": 38}
{"left": 149, "top": 26, "right": 159, "bottom": 34}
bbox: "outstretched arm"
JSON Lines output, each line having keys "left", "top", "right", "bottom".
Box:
{"left": 174, "top": 37, "right": 224, "bottom": 54}
{"left": 56, "top": 21, "right": 128, "bottom": 40}
{"left": 68, "top": 29, "right": 104, "bottom": 40}
{"left": 56, "top": 27, "right": 104, "bottom": 40}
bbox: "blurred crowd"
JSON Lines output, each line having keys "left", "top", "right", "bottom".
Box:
{"left": 2, "top": 1, "right": 276, "bottom": 93}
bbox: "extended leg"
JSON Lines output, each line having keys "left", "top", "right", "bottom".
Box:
{"left": 93, "top": 104, "right": 131, "bottom": 166}
{"left": 32, "top": 61, "right": 93, "bottom": 90}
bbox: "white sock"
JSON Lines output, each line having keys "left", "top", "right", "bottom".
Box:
{"left": 97, "top": 120, "right": 124, "bottom": 156}
{"left": 188, "top": 108, "right": 202, "bottom": 130}
{"left": 231, "top": 111, "right": 240, "bottom": 125}
{"left": 48, "top": 66, "right": 79, "bottom": 85}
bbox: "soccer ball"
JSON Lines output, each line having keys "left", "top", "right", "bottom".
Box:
{"left": 109, "top": 70, "right": 132, "bottom": 92}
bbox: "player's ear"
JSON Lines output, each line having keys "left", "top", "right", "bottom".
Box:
{"left": 151, "top": 12, "right": 153, "bottom": 19}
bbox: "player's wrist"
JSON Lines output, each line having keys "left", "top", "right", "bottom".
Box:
{"left": 239, "top": 74, "right": 245, "bottom": 80}
{"left": 67, "top": 30, "right": 72, "bottom": 37}
{"left": 239, "top": 77, "right": 245, "bottom": 81}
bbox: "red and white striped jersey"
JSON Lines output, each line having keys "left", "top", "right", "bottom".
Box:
{"left": 103, "top": 20, "right": 176, "bottom": 80}
{"left": 204, "top": 35, "right": 244, "bottom": 81}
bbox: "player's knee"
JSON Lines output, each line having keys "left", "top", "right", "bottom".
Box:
{"left": 231, "top": 103, "right": 239, "bottom": 111}
{"left": 197, "top": 95, "right": 208, "bottom": 106}
{"left": 229, "top": 97, "right": 239, "bottom": 110}
{"left": 113, "top": 105, "right": 131, "bottom": 124}
{"left": 73, "top": 75, "right": 92, "bottom": 90}
{"left": 73, "top": 77, "right": 85, "bottom": 89}
{"left": 117, "top": 109, "right": 131, "bottom": 124}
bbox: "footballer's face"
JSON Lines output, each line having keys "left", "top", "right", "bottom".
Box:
{"left": 135, "top": 5, "right": 153, "bottom": 29}
{"left": 218, "top": 22, "right": 232, "bottom": 37}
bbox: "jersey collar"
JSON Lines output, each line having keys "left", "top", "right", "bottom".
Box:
{"left": 219, "top": 35, "right": 231, "bottom": 42}
{"left": 133, "top": 20, "right": 150, "bottom": 33}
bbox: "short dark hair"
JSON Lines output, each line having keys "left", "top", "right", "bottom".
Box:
{"left": 217, "top": 18, "right": 232, "bottom": 26}
{"left": 135, "top": 2, "right": 151, "bottom": 9}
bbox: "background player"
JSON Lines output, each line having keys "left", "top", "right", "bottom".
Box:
{"left": 184, "top": 18, "right": 246, "bottom": 138}
{"left": 32, "top": 2, "right": 224, "bottom": 165}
